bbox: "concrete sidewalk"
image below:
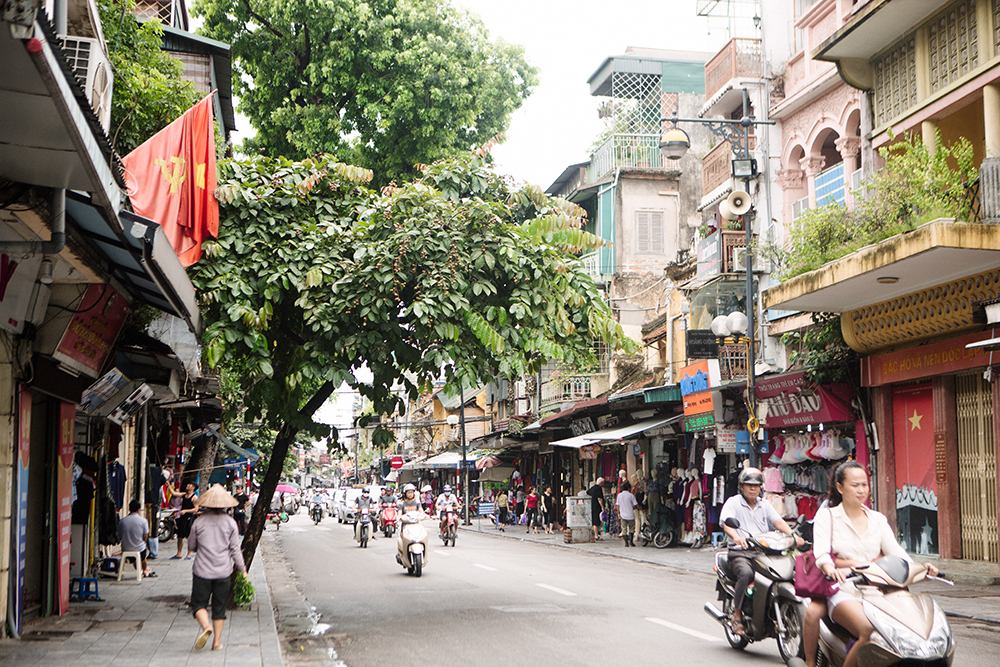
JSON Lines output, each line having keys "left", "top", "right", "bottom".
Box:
{"left": 0, "top": 548, "right": 283, "bottom": 667}
{"left": 461, "top": 517, "right": 1000, "bottom": 625}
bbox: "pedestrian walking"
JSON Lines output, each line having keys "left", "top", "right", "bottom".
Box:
{"left": 525, "top": 486, "right": 539, "bottom": 534}
{"left": 496, "top": 488, "right": 509, "bottom": 531}
{"left": 232, "top": 485, "right": 249, "bottom": 535}
{"left": 172, "top": 482, "right": 198, "bottom": 559}
{"left": 188, "top": 484, "right": 246, "bottom": 651}
{"left": 630, "top": 473, "right": 647, "bottom": 543}
{"left": 541, "top": 485, "right": 556, "bottom": 534}
{"left": 615, "top": 480, "right": 638, "bottom": 547}
{"left": 515, "top": 487, "right": 525, "bottom": 524}
{"left": 587, "top": 478, "right": 605, "bottom": 541}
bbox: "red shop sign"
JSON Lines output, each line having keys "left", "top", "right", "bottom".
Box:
{"left": 861, "top": 330, "right": 995, "bottom": 387}
{"left": 755, "top": 371, "right": 854, "bottom": 428}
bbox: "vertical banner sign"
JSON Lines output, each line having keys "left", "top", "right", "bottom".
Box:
{"left": 14, "top": 387, "right": 31, "bottom": 635}
{"left": 57, "top": 401, "right": 75, "bottom": 615}
{"left": 892, "top": 383, "right": 937, "bottom": 556}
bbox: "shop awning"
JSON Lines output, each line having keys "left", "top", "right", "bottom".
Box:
{"left": 402, "top": 450, "right": 479, "bottom": 470}
{"left": 476, "top": 465, "right": 515, "bottom": 483}
{"left": 552, "top": 414, "right": 683, "bottom": 448}
{"left": 587, "top": 414, "right": 683, "bottom": 442}
{"left": 206, "top": 425, "right": 260, "bottom": 461}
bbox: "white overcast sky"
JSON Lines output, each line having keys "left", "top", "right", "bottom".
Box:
{"left": 451, "top": 0, "right": 730, "bottom": 189}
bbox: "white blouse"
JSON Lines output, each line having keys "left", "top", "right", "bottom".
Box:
{"left": 813, "top": 504, "right": 911, "bottom": 569}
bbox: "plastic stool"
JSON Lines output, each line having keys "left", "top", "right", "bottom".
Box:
{"left": 711, "top": 532, "right": 727, "bottom": 548}
{"left": 70, "top": 577, "right": 100, "bottom": 600}
{"left": 118, "top": 551, "right": 143, "bottom": 582}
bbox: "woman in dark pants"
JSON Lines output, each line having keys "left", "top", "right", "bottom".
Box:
{"left": 188, "top": 485, "right": 246, "bottom": 651}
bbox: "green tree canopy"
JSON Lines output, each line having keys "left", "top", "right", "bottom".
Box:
{"left": 193, "top": 0, "right": 537, "bottom": 187}
{"left": 98, "top": 0, "right": 199, "bottom": 154}
{"left": 191, "top": 148, "right": 634, "bottom": 565}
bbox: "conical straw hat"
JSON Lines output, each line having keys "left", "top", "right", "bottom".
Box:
{"left": 197, "top": 484, "right": 238, "bottom": 508}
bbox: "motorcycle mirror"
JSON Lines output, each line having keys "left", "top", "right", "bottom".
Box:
{"left": 725, "top": 517, "right": 740, "bottom": 529}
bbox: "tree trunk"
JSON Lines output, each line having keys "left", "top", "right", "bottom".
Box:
{"left": 240, "top": 381, "right": 335, "bottom": 570}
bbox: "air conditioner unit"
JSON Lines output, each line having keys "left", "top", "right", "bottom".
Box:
{"left": 731, "top": 247, "right": 763, "bottom": 273}
{"left": 59, "top": 36, "right": 113, "bottom": 132}
{"left": 514, "top": 380, "right": 526, "bottom": 398}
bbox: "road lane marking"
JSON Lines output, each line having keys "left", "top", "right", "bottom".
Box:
{"left": 474, "top": 564, "right": 497, "bottom": 571}
{"left": 536, "top": 584, "right": 577, "bottom": 597}
{"left": 645, "top": 617, "right": 721, "bottom": 643}
{"left": 436, "top": 550, "right": 452, "bottom": 557}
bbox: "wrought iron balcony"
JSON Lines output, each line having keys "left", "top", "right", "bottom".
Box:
{"left": 588, "top": 134, "right": 663, "bottom": 183}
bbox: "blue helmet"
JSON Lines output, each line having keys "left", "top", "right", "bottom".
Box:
{"left": 443, "top": 485, "right": 452, "bottom": 493}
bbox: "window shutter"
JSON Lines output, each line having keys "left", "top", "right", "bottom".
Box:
{"left": 636, "top": 211, "right": 650, "bottom": 253}
{"left": 636, "top": 211, "right": 664, "bottom": 254}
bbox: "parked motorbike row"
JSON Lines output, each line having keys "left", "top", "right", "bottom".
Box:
{"left": 705, "top": 518, "right": 955, "bottom": 667}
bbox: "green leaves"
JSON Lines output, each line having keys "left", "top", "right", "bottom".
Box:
{"left": 193, "top": 150, "right": 635, "bottom": 443}
{"left": 194, "top": 0, "right": 537, "bottom": 188}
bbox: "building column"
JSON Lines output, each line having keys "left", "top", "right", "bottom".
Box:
{"left": 776, "top": 168, "right": 805, "bottom": 242}
{"left": 981, "top": 84, "right": 1000, "bottom": 222}
{"left": 799, "top": 157, "right": 826, "bottom": 209}
{"left": 871, "top": 385, "right": 897, "bottom": 530}
{"left": 933, "top": 376, "right": 961, "bottom": 560}
{"left": 835, "top": 137, "right": 861, "bottom": 207}
{"left": 921, "top": 119, "right": 939, "bottom": 156}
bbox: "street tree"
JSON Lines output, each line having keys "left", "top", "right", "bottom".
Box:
{"left": 192, "top": 147, "right": 636, "bottom": 567}
{"left": 193, "top": 0, "right": 537, "bottom": 187}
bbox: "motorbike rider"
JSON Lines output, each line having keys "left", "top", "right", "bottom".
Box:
{"left": 399, "top": 483, "right": 424, "bottom": 515}
{"left": 310, "top": 489, "right": 325, "bottom": 519}
{"left": 353, "top": 487, "right": 376, "bottom": 542}
{"left": 719, "top": 467, "right": 803, "bottom": 637}
{"left": 378, "top": 486, "right": 398, "bottom": 530}
{"left": 434, "top": 485, "right": 460, "bottom": 538}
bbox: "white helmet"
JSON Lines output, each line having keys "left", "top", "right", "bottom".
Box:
{"left": 403, "top": 483, "right": 417, "bottom": 494}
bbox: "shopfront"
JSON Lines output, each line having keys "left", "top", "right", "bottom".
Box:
{"left": 864, "top": 330, "right": 999, "bottom": 562}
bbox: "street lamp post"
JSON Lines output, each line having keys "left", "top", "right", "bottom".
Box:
{"left": 660, "top": 88, "right": 774, "bottom": 467}
{"left": 447, "top": 387, "right": 472, "bottom": 525}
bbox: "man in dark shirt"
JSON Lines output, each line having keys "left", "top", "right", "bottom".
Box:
{"left": 587, "top": 477, "right": 605, "bottom": 541}
{"left": 232, "top": 486, "right": 250, "bottom": 535}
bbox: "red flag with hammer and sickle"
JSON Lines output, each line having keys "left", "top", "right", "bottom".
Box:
{"left": 122, "top": 93, "right": 219, "bottom": 267}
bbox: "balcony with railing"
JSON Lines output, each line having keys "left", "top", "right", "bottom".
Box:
{"left": 540, "top": 374, "right": 596, "bottom": 413}
{"left": 588, "top": 134, "right": 663, "bottom": 183}
{"left": 705, "top": 38, "right": 763, "bottom": 100}
{"left": 702, "top": 134, "right": 758, "bottom": 196}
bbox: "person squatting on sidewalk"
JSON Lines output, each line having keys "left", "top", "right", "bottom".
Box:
{"left": 188, "top": 484, "right": 246, "bottom": 651}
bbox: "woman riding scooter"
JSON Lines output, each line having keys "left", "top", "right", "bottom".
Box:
{"left": 802, "top": 461, "right": 940, "bottom": 667}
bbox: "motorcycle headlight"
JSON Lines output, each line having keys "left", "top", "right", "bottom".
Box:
{"left": 867, "top": 603, "right": 951, "bottom": 660}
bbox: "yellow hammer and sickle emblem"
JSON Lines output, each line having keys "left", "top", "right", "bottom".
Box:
{"left": 154, "top": 156, "right": 187, "bottom": 193}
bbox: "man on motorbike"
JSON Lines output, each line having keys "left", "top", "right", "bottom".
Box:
{"left": 353, "top": 488, "right": 376, "bottom": 542}
{"left": 719, "top": 467, "right": 803, "bottom": 636}
{"left": 310, "top": 489, "right": 325, "bottom": 520}
{"left": 434, "top": 485, "right": 460, "bottom": 538}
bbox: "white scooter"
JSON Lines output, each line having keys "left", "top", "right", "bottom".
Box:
{"left": 787, "top": 556, "right": 955, "bottom": 667}
{"left": 396, "top": 511, "right": 429, "bottom": 577}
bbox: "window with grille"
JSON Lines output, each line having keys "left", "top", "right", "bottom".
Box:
{"left": 873, "top": 35, "right": 917, "bottom": 127}
{"left": 928, "top": 0, "right": 978, "bottom": 94}
{"left": 636, "top": 211, "right": 665, "bottom": 254}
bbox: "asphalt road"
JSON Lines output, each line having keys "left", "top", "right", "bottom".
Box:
{"left": 269, "top": 512, "right": 998, "bottom": 667}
